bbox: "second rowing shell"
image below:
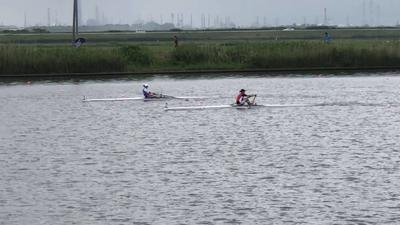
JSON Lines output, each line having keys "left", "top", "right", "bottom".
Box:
{"left": 164, "top": 104, "right": 310, "bottom": 111}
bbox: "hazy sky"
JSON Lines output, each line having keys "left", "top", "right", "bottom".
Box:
{"left": 1, "top": 0, "right": 400, "bottom": 27}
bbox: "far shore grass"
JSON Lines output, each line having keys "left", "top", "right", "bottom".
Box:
{"left": 2, "top": 40, "right": 400, "bottom": 75}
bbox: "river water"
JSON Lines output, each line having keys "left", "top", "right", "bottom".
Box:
{"left": 1, "top": 74, "right": 400, "bottom": 225}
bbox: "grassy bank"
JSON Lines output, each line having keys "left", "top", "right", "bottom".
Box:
{"left": 0, "top": 45, "right": 126, "bottom": 74}
{"left": 2, "top": 28, "right": 400, "bottom": 45}
{"left": 2, "top": 40, "right": 400, "bottom": 75}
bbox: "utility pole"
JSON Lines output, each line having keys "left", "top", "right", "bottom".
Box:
{"left": 95, "top": 6, "right": 100, "bottom": 25}
{"left": 47, "top": 8, "right": 51, "bottom": 27}
{"left": 24, "top": 12, "right": 27, "bottom": 28}
{"left": 362, "top": 0, "right": 366, "bottom": 26}
{"left": 256, "top": 16, "right": 259, "bottom": 27}
{"left": 72, "top": 0, "right": 79, "bottom": 42}
{"left": 376, "top": 4, "right": 380, "bottom": 26}
{"left": 323, "top": 8, "right": 328, "bottom": 25}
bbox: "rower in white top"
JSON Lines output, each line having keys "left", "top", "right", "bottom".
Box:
{"left": 142, "top": 84, "right": 160, "bottom": 99}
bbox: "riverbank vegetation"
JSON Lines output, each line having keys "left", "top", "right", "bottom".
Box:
{"left": 1, "top": 28, "right": 400, "bottom": 45}
{"left": 2, "top": 40, "right": 400, "bottom": 75}
{"left": 0, "top": 45, "right": 126, "bottom": 74}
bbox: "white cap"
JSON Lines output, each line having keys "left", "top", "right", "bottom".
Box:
{"left": 143, "top": 84, "right": 149, "bottom": 87}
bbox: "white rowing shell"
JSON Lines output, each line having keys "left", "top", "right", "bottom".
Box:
{"left": 83, "top": 96, "right": 206, "bottom": 102}
{"left": 164, "top": 104, "right": 310, "bottom": 111}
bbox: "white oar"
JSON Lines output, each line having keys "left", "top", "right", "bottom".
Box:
{"left": 164, "top": 104, "right": 237, "bottom": 111}
{"left": 83, "top": 96, "right": 144, "bottom": 102}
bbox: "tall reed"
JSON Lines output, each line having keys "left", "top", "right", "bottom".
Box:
{"left": 0, "top": 45, "right": 126, "bottom": 74}
{"left": 2, "top": 40, "right": 400, "bottom": 75}
{"left": 169, "top": 41, "right": 400, "bottom": 69}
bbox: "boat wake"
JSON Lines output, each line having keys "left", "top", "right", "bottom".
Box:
{"left": 164, "top": 101, "right": 399, "bottom": 112}
{"left": 312, "top": 101, "right": 397, "bottom": 107}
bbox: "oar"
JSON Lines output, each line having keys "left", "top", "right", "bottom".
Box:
{"left": 246, "top": 94, "right": 257, "bottom": 108}
{"left": 159, "top": 94, "right": 176, "bottom": 99}
{"left": 251, "top": 95, "right": 257, "bottom": 105}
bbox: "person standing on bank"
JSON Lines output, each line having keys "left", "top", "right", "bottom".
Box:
{"left": 173, "top": 35, "right": 179, "bottom": 48}
{"left": 324, "top": 32, "right": 332, "bottom": 43}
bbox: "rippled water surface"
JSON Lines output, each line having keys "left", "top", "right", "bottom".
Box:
{"left": 1, "top": 74, "right": 400, "bottom": 224}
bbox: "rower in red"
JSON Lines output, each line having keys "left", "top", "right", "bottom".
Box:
{"left": 236, "top": 89, "right": 255, "bottom": 106}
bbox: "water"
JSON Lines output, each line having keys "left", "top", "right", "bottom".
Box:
{"left": 1, "top": 74, "right": 400, "bottom": 224}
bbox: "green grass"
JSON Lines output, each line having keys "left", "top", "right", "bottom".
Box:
{"left": 163, "top": 40, "right": 400, "bottom": 69}
{"left": 2, "top": 28, "right": 400, "bottom": 45}
{"left": 2, "top": 40, "right": 400, "bottom": 75}
{"left": 0, "top": 45, "right": 126, "bottom": 74}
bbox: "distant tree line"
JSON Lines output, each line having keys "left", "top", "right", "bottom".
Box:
{"left": 2, "top": 28, "right": 50, "bottom": 34}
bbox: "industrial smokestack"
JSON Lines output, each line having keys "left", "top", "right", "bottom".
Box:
{"left": 47, "top": 8, "right": 51, "bottom": 27}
